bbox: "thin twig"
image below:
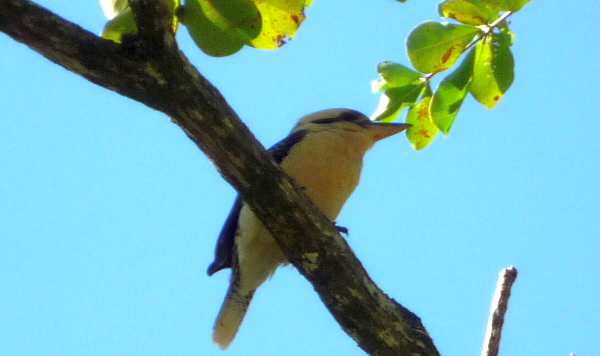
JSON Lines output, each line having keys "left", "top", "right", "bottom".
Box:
{"left": 481, "top": 266, "right": 518, "bottom": 356}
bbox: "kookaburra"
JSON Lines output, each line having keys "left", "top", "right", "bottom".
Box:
{"left": 207, "top": 108, "right": 409, "bottom": 348}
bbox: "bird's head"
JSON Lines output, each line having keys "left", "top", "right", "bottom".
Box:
{"left": 292, "top": 109, "right": 409, "bottom": 144}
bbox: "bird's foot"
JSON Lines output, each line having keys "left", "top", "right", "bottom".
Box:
{"left": 334, "top": 223, "right": 349, "bottom": 236}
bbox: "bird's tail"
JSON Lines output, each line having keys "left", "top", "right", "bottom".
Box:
{"left": 213, "top": 282, "right": 254, "bottom": 349}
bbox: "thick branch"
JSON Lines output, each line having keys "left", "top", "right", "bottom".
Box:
{"left": 0, "top": 1, "right": 439, "bottom": 354}
{"left": 0, "top": 0, "right": 170, "bottom": 107}
{"left": 129, "top": 0, "right": 173, "bottom": 46}
{"left": 481, "top": 266, "right": 518, "bottom": 356}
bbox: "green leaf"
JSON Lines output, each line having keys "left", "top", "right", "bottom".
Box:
{"left": 500, "top": 26, "right": 516, "bottom": 45}
{"left": 171, "top": 0, "right": 182, "bottom": 33}
{"left": 482, "top": 0, "right": 503, "bottom": 12}
{"left": 407, "top": 22, "right": 480, "bottom": 74}
{"left": 431, "top": 48, "right": 475, "bottom": 134}
{"left": 373, "top": 62, "right": 423, "bottom": 91}
{"left": 374, "top": 83, "right": 426, "bottom": 122}
{"left": 406, "top": 93, "right": 439, "bottom": 150}
{"left": 469, "top": 32, "right": 514, "bottom": 108}
{"left": 249, "top": 0, "right": 312, "bottom": 49}
{"left": 503, "top": 0, "right": 530, "bottom": 12}
{"left": 100, "top": 0, "right": 181, "bottom": 43}
{"left": 438, "top": 0, "right": 499, "bottom": 25}
{"left": 101, "top": 7, "right": 137, "bottom": 43}
{"left": 183, "top": 0, "right": 262, "bottom": 57}
{"left": 484, "top": 0, "right": 529, "bottom": 12}
{"left": 371, "top": 62, "right": 425, "bottom": 122}
{"left": 100, "top": 0, "right": 129, "bottom": 19}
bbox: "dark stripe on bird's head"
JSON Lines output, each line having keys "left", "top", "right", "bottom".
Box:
{"left": 309, "top": 109, "right": 371, "bottom": 127}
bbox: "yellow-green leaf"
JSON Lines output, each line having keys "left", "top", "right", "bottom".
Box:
{"left": 438, "top": 0, "right": 499, "bottom": 25}
{"left": 407, "top": 22, "right": 479, "bottom": 74}
{"left": 101, "top": 7, "right": 137, "bottom": 43}
{"left": 371, "top": 62, "right": 426, "bottom": 122}
{"left": 183, "top": 0, "right": 261, "bottom": 57}
{"left": 373, "top": 62, "right": 423, "bottom": 91}
{"left": 171, "top": 0, "right": 182, "bottom": 33}
{"left": 503, "top": 0, "right": 530, "bottom": 12}
{"left": 249, "top": 0, "right": 311, "bottom": 49}
{"left": 373, "top": 83, "right": 426, "bottom": 122}
{"left": 485, "top": 0, "right": 530, "bottom": 12}
{"left": 469, "top": 32, "right": 514, "bottom": 108}
{"left": 100, "top": 0, "right": 129, "bottom": 19}
{"left": 406, "top": 94, "right": 439, "bottom": 150}
{"left": 100, "top": 0, "right": 181, "bottom": 43}
{"left": 431, "top": 48, "right": 475, "bottom": 134}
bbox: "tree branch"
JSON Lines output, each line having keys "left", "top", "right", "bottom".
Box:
{"left": 481, "top": 266, "right": 518, "bottom": 356}
{"left": 0, "top": 1, "right": 439, "bottom": 354}
{"left": 128, "top": 0, "right": 174, "bottom": 47}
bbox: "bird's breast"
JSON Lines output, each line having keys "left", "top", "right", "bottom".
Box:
{"left": 281, "top": 130, "right": 371, "bottom": 219}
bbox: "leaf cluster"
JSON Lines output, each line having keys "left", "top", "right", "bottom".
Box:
{"left": 100, "top": 0, "right": 312, "bottom": 56}
{"left": 372, "top": 0, "right": 529, "bottom": 150}
{"left": 99, "top": 0, "right": 529, "bottom": 151}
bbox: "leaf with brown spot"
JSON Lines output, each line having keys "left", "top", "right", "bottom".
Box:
{"left": 469, "top": 31, "right": 514, "bottom": 108}
{"left": 407, "top": 21, "right": 480, "bottom": 74}
{"left": 249, "top": 0, "right": 312, "bottom": 49}
{"left": 406, "top": 90, "right": 439, "bottom": 150}
{"left": 431, "top": 47, "right": 475, "bottom": 134}
{"left": 438, "top": 0, "right": 499, "bottom": 25}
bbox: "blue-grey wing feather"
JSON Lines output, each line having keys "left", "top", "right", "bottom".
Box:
{"left": 207, "top": 197, "right": 242, "bottom": 276}
{"left": 207, "top": 129, "right": 307, "bottom": 276}
{"left": 268, "top": 129, "right": 307, "bottom": 164}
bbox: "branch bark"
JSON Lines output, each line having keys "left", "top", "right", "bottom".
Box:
{"left": 0, "top": 1, "right": 439, "bottom": 354}
{"left": 481, "top": 266, "right": 518, "bottom": 356}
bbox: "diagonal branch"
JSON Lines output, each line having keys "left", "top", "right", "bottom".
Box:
{"left": 0, "top": 0, "right": 166, "bottom": 105}
{"left": 0, "top": 1, "right": 439, "bottom": 354}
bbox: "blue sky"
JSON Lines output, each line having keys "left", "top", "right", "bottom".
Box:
{"left": 1, "top": 1, "right": 598, "bottom": 355}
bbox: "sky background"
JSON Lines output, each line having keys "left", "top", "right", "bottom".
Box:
{"left": 1, "top": 1, "right": 599, "bottom": 355}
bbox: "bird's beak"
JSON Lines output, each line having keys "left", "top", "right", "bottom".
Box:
{"left": 367, "top": 122, "right": 411, "bottom": 141}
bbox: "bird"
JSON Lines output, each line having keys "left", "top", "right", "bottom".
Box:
{"left": 206, "top": 108, "right": 409, "bottom": 349}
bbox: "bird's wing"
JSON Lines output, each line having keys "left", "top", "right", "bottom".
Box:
{"left": 206, "top": 129, "right": 307, "bottom": 276}
{"left": 268, "top": 129, "right": 307, "bottom": 164}
{"left": 207, "top": 196, "right": 242, "bottom": 276}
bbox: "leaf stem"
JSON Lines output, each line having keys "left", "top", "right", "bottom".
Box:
{"left": 467, "top": 11, "right": 513, "bottom": 50}
{"left": 489, "top": 10, "right": 513, "bottom": 28}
